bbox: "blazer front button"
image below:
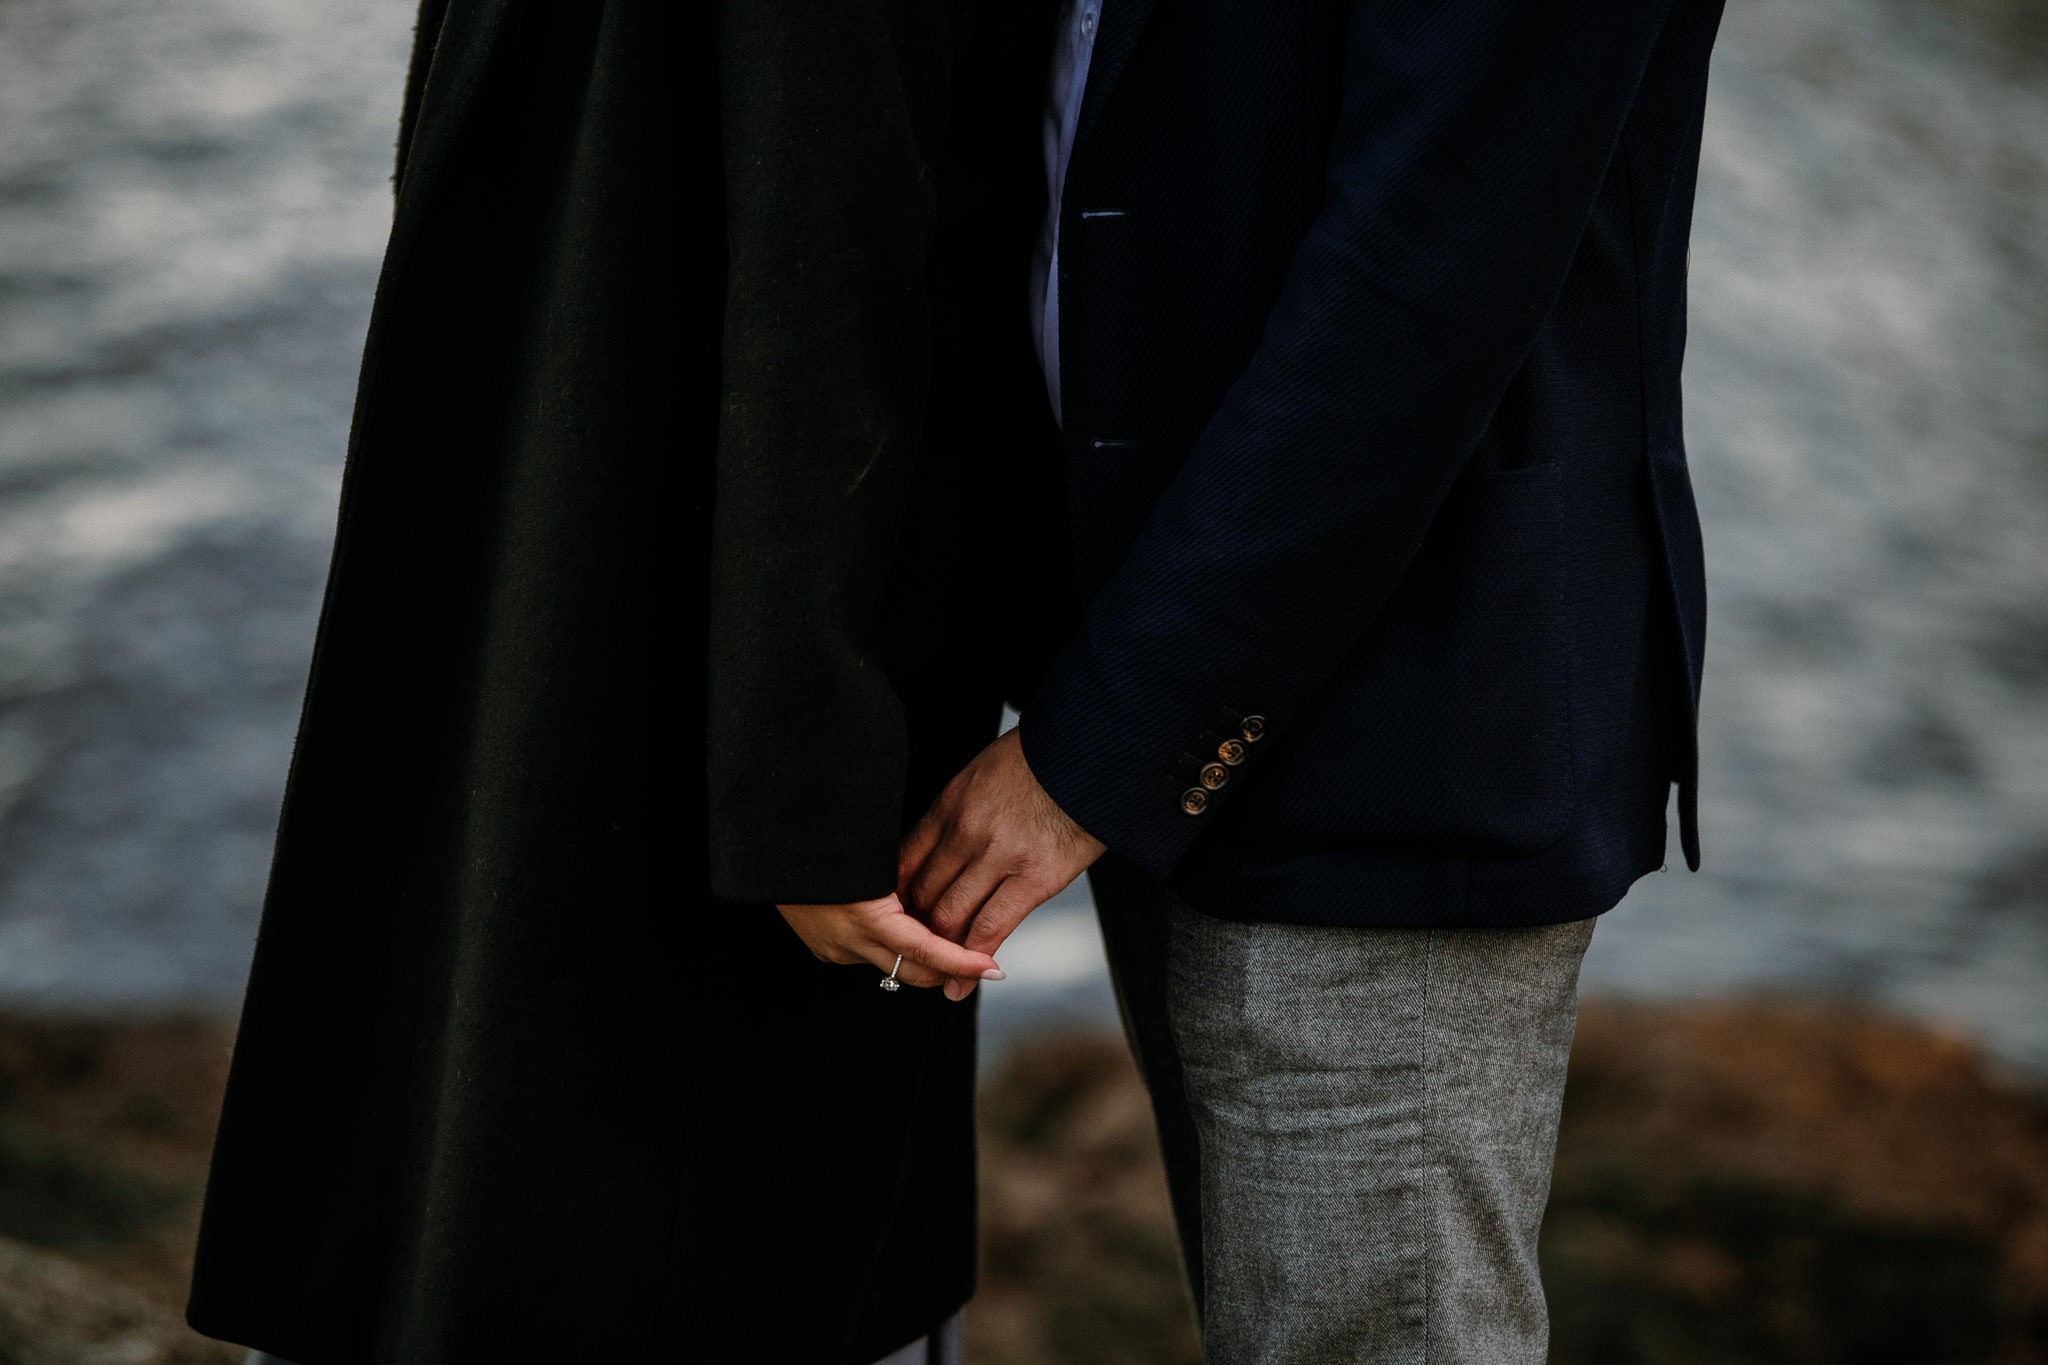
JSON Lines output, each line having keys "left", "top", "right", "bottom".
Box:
{"left": 1180, "top": 788, "right": 1210, "bottom": 815}
{"left": 1217, "top": 739, "right": 1246, "bottom": 765}
{"left": 1199, "top": 763, "right": 1230, "bottom": 790}
{"left": 1240, "top": 715, "right": 1267, "bottom": 743}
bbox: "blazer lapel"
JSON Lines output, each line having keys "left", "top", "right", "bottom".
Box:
{"left": 1075, "top": 0, "right": 1163, "bottom": 154}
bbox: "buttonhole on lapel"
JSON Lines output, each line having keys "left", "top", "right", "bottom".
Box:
{"left": 1092, "top": 439, "right": 1141, "bottom": 450}
{"left": 1080, "top": 209, "right": 1127, "bottom": 219}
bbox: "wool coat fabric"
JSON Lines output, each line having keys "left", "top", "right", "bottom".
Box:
{"left": 186, "top": 2, "right": 1053, "bottom": 1361}
{"left": 1017, "top": 0, "right": 1726, "bottom": 929}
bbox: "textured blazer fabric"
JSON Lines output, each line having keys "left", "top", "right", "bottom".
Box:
{"left": 1018, "top": 0, "right": 1725, "bottom": 928}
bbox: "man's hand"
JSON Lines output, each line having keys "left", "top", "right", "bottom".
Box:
{"left": 777, "top": 894, "right": 1006, "bottom": 994}
{"left": 898, "top": 728, "right": 1107, "bottom": 998}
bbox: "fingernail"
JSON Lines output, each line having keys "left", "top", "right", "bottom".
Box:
{"left": 980, "top": 968, "right": 1006, "bottom": 982}
{"left": 944, "top": 981, "right": 966, "bottom": 1002}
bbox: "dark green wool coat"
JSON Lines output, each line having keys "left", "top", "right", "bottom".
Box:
{"left": 186, "top": 2, "right": 1056, "bottom": 1361}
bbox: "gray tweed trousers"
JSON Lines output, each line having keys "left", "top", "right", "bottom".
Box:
{"left": 1089, "top": 854, "right": 1595, "bottom": 1365}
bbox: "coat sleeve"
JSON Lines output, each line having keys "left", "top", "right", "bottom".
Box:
{"left": 1018, "top": 0, "right": 1683, "bottom": 876}
{"left": 706, "top": 0, "right": 954, "bottom": 904}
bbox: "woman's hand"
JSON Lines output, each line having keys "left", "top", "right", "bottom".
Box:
{"left": 777, "top": 893, "right": 1006, "bottom": 997}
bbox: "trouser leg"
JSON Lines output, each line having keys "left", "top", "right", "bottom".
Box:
{"left": 1092, "top": 858, "right": 1593, "bottom": 1365}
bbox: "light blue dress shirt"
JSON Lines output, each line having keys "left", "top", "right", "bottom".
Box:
{"left": 1029, "top": 0, "right": 1103, "bottom": 428}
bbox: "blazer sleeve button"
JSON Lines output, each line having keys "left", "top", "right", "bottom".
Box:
{"left": 1180, "top": 788, "right": 1210, "bottom": 815}
{"left": 1240, "top": 715, "right": 1267, "bottom": 743}
{"left": 1217, "top": 739, "right": 1246, "bottom": 765}
{"left": 1199, "top": 762, "right": 1230, "bottom": 790}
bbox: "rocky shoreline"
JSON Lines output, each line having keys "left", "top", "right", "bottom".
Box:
{"left": 0, "top": 1004, "right": 2043, "bottom": 1363}
{"left": 972, "top": 1003, "right": 2048, "bottom": 1365}
{"left": 0, "top": 1016, "right": 236, "bottom": 1364}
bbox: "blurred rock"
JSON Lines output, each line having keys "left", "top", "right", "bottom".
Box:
{"left": 0, "top": 1013, "right": 232, "bottom": 1363}
{"left": 2, "top": 1007, "right": 2045, "bottom": 1362}
{"left": 973, "top": 1005, "right": 2048, "bottom": 1365}
{"left": 0, "top": 1234, "right": 237, "bottom": 1365}
{"left": 972, "top": 1036, "right": 1199, "bottom": 1365}
{"left": 1548, "top": 1003, "right": 2048, "bottom": 1363}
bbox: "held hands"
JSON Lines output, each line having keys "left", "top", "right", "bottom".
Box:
{"left": 777, "top": 894, "right": 1006, "bottom": 992}
{"left": 779, "top": 729, "right": 1104, "bottom": 1001}
{"left": 899, "top": 727, "right": 1107, "bottom": 1000}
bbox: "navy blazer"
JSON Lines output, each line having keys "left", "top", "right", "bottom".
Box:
{"left": 1018, "top": 0, "right": 1725, "bottom": 928}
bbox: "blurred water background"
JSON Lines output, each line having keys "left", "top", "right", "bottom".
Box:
{"left": 0, "top": 0, "right": 2043, "bottom": 1072}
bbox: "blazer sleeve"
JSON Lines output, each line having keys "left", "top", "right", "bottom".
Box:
{"left": 706, "top": 0, "right": 952, "bottom": 904}
{"left": 1018, "top": 0, "right": 1682, "bottom": 876}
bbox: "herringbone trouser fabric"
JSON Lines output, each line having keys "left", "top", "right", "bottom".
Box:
{"left": 1091, "top": 854, "right": 1594, "bottom": 1364}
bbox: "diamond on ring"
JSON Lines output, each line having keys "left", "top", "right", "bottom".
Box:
{"left": 880, "top": 954, "right": 904, "bottom": 992}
